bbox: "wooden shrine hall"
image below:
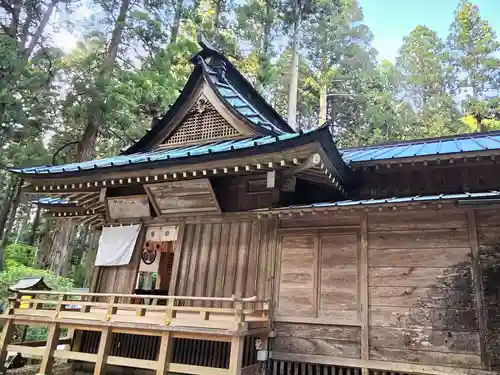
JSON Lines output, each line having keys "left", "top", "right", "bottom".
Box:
{"left": 2, "top": 35, "right": 500, "bottom": 375}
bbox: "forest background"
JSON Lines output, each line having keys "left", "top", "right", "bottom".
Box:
{"left": 0, "top": 0, "right": 498, "bottom": 328}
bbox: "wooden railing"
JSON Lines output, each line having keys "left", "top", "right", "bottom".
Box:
{"left": 0, "top": 291, "right": 270, "bottom": 375}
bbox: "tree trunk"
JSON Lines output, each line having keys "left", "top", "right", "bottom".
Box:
{"left": 318, "top": 82, "right": 328, "bottom": 126}
{"left": 37, "top": 220, "right": 54, "bottom": 268}
{"left": 14, "top": 202, "right": 30, "bottom": 244}
{"left": 24, "top": 0, "right": 59, "bottom": 58}
{"left": 76, "top": 0, "right": 131, "bottom": 161}
{"left": 28, "top": 205, "right": 42, "bottom": 246}
{"left": 170, "top": 0, "right": 184, "bottom": 44}
{"left": 48, "top": 220, "right": 75, "bottom": 277}
{"left": 0, "top": 176, "right": 15, "bottom": 239}
{"left": 47, "top": 0, "right": 131, "bottom": 276}
{"left": 0, "top": 178, "right": 23, "bottom": 270}
{"left": 287, "top": 2, "right": 301, "bottom": 130}
{"left": 256, "top": 0, "right": 272, "bottom": 91}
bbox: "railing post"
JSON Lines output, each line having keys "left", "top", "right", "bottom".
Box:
{"left": 38, "top": 322, "right": 61, "bottom": 375}
{"left": 156, "top": 332, "right": 172, "bottom": 375}
{"left": 0, "top": 293, "right": 19, "bottom": 374}
{"left": 229, "top": 336, "right": 244, "bottom": 375}
{"left": 234, "top": 300, "right": 245, "bottom": 331}
{"left": 94, "top": 327, "right": 112, "bottom": 375}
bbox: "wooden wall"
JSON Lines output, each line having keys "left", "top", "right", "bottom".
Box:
{"left": 355, "top": 161, "right": 500, "bottom": 199}
{"left": 475, "top": 210, "right": 500, "bottom": 370}
{"left": 273, "top": 209, "right": 492, "bottom": 374}
{"left": 91, "top": 228, "right": 146, "bottom": 295}
{"left": 172, "top": 218, "right": 278, "bottom": 302}
{"left": 367, "top": 209, "right": 481, "bottom": 369}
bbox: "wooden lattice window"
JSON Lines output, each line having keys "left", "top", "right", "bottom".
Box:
{"left": 164, "top": 101, "right": 240, "bottom": 146}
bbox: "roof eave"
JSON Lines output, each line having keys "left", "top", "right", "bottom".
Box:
{"left": 13, "top": 128, "right": 350, "bottom": 183}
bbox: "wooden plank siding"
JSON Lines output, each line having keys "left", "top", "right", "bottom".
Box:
{"left": 273, "top": 209, "right": 490, "bottom": 373}
{"left": 367, "top": 210, "right": 482, "bottom": 369}
{"left": 173, "top": 218, "right": 278, "bottom": 303}
{"left": 274, "top": 229, "right": 360, "bottom": 325}
{"left": 475, "top": 209, "right": 500, "bottom": 371}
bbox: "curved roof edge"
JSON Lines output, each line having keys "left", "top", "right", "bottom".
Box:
{"left": 11, "top": 126, "right": 351, "bottom": 185}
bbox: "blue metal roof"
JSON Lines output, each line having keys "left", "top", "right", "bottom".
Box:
{"left": 341, "top": 132, "right": 500, "bottom": 163}
{"left": 37, "top": 197, "right": 70, "bottom": 205}
{"left": 205, "top": 68, "right": 285, "bottom": 134}
{"left": 11, "top": 132, "right": 307, "bottom": 174}
{"left": 258, "top": 191, "right": 500, "bottom": 211}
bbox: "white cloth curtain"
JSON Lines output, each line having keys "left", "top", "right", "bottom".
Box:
{"left": 95, "top": 224, "right": 142, "bottom": 266}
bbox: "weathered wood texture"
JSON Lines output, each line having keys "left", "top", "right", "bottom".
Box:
{"left": 355, "top": 161, "right": 500, "bottom": 199}
{"left": 475, "top": 210, "right": 500, "bottom": 370}
{"left": 273, "top": 323, "right": 361, "bottom": 359}
{"left": 276, "top": 231, "right": 359, "bottom": 324}
{"left": 212, "top": 174, "right": 279, "bottom": 212}
{"left": 173, "top": 218, "right": 278, "bottom": 303}
{"left": 367, "top": 210, "right": 482, "bottom": 369}
{"left": 92, "top": 227, "right": 146, "bottom": 295}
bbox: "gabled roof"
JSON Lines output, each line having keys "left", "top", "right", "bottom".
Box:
{"left": 124, "top": 34, "right": 292, "bottom": 154}
{"left": 342, "top": 130, "right": 500, "bottom": 164}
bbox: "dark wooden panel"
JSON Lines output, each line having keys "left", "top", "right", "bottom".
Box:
{"left": 368, "top": 247, "right": 471, "bottom": 267}
{"left": 278, "top": 234, "right": 317, "bottom": 317}
{"left": 368, "top": 211, "right": 466, "bottom": 232}
{"left": 370, "top": 326, "right": 480, "bottom": 354}
{"left": 369, "top": 286, "right": 476, "bottom": 308}
{"left": 368, "top": 229, "right": 469, "bottom": 249}
{"left": 369, "top": 306, "right": 478, "bottom": 331}
{"left": 475, "top": 210, "right": 500, "bottom": 227}
{"left": 320, "top": 233, "right": 358, "bottom": 313}
{"left": 273, "top": 337, "right": 360, "bottom": 358}
{"left": 369, "top": 267, "right": 451, "bottom": 287}
{"left": 369, "top": 346, "right": 482, "bottom": 369}
{"left": 280, "top": 215, "right": 360, "bottom": 229}
{"left": 275, "top": 323, "right": 360, "bottom": 341}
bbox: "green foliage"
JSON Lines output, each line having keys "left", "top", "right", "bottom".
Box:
{"left": 0, "top": 244, "right": 73, "bottom": 308}
{"left": 448, "top": 0, "right": 500, "bottom": 99}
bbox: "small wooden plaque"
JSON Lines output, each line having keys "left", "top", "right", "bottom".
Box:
{"left": 107, "top": 195, "right": 151, "bottom": 219}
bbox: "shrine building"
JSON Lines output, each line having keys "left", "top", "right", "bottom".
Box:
{"left": 2, "top": 35, "right": 500, "bottom": 375}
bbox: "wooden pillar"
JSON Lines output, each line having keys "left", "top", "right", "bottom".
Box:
{"left": 38, "top": 323, "right": 61, "bottom": 374}
{"left": 94, "top": 327, "right": 112, "bottom": 375}
{"left": 156, "top": 332, "right": 172, "bottom": 375}
{"left": 0, "top": 320, "right": 15, "bottom": 374}
{"left": 229, "top": 336, "right": 244, "bottom": 375}
{"left": 360, "top": 213, "right": 369, "bottom": 375}
{"left": 467, "top": 209, "right": 490, "bottom": 370}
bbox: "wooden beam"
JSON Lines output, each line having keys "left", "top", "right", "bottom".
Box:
{"left": 156, "top": 332, "right": 172, "bottom": 375}
{"left": 360, "top": 212, "right": 369, "bottom": 375}
{"left": 93, "top": 327, "right": 112, "bottom": 375}
{"left": 467, "top": 209, "right": 490, "bottom": 370}
{"left": 228, "top": 336, "right": 244, "bottom": 375}
{"left": 38, "top": 323, "right": 61, "bottom": 374}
